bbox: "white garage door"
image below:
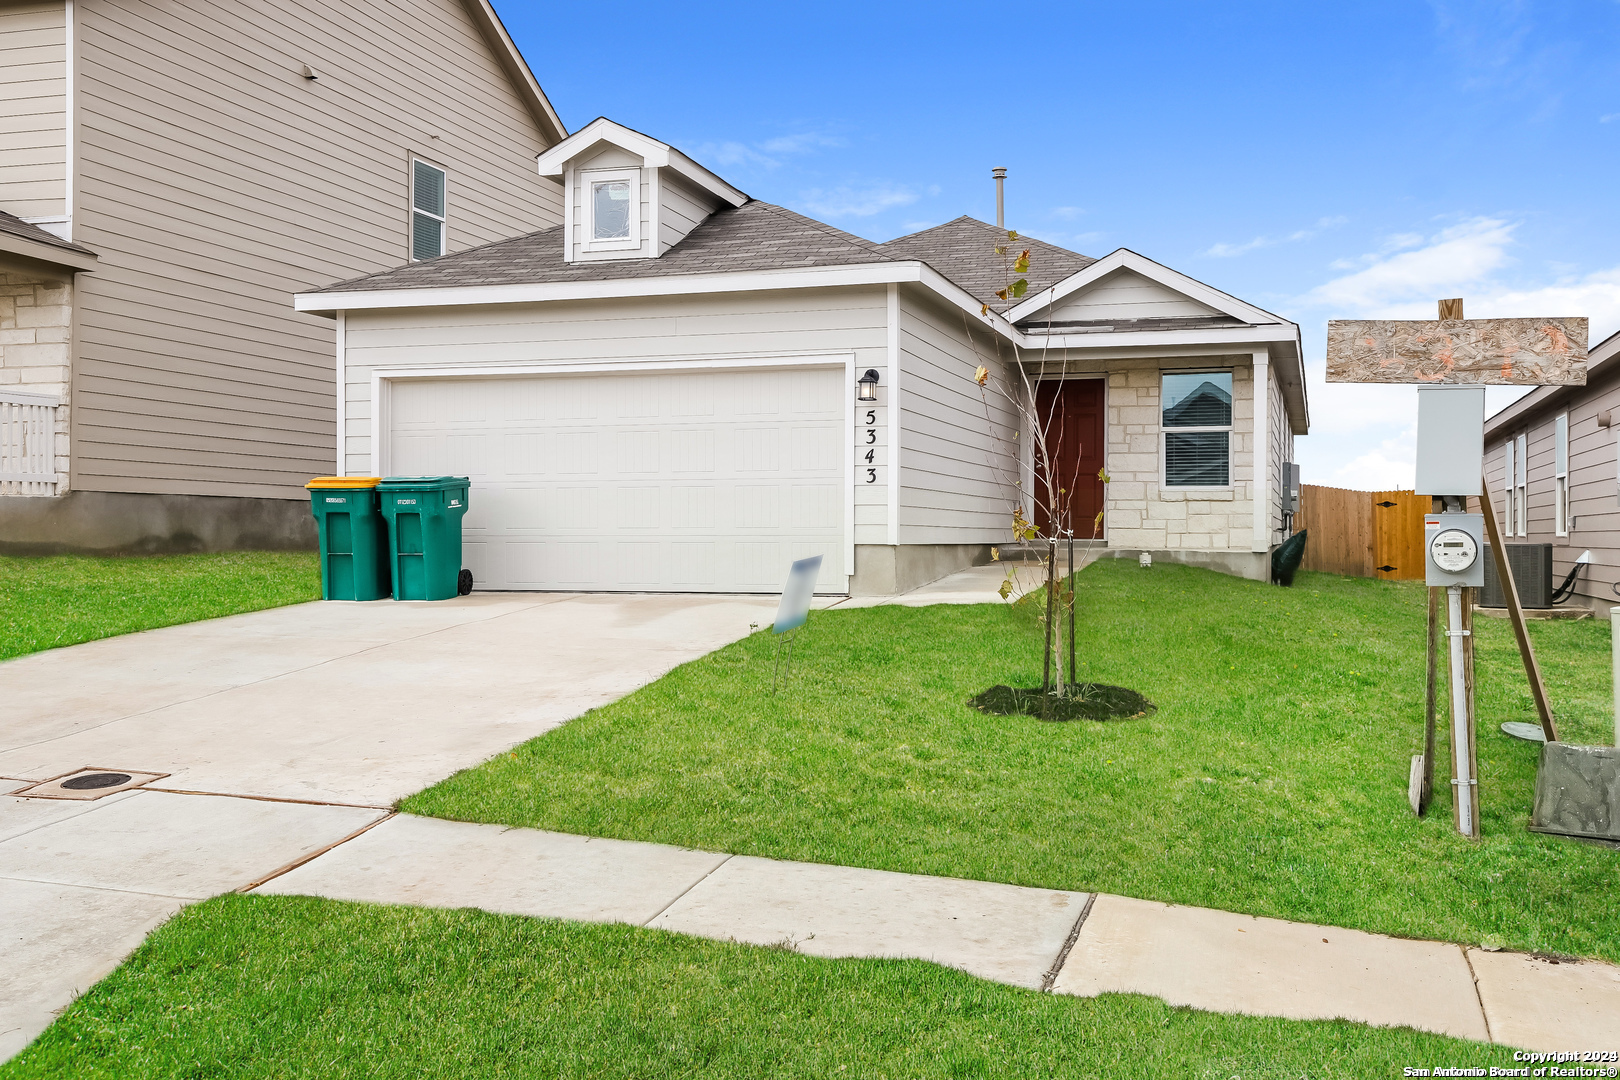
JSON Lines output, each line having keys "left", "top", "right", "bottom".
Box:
{"left": 386, "top": 367, "right": 847, "bottom": 593}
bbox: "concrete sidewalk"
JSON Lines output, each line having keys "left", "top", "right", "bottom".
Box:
{"left": 256, "top": 813, "right": 1620, "bottom": 1052}
{"left": 6, "top": 573, "right": 1619, "bottom": 1062}
{"left": 0, "top": 591, "right": 775, "bottom": 1060}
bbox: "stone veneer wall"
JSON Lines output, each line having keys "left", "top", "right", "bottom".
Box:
{"left": 1100, "top": 355, "right": 1256, "bottom": 552}
{"left": 0, "top": 271, "right": 72, "bottom": 494}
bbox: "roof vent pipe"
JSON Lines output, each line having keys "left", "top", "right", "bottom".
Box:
{"left": 992, "top": 168, "right": 1007, "bottom": 229}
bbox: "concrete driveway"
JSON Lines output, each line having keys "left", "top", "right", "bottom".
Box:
{"left": 0, "top": 592, "right": 773, "bottom": 1060}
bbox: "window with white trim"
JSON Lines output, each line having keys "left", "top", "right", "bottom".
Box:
{"left": 1515, "top": 432, "right": 1528, "bottom": 536}
{"left": 1555, "top": 413, "right": 1570, "bottom": 536}
{"left": 583, "top": 167, "right": 639, "bottom": 251}
{"left": 411, "top": 159, "right": 446, "bottom": 261}
{"left": 1161, "top": 371, "right": 1232, "bottom": 487}
{"left": 1503, "top": 439, "right": 1515, "bottom": 536}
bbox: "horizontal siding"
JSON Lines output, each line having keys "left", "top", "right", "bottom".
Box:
{"left": 1047, "top": 268, "right": 1218, "bottom": 322}
{"left": 341, "top": 287, "right": 888, "bottom": 480}
{"left": 1490, "top": 379, "right": 1620, "bottom": 607}
{"left": 71, "top": 0, "right": 563, "bottom": 499}
{"left": 658, "top": 172, "right": 719, "bottom": 255}
{"left": 0, "top": 1, "right": 66, "bottom": 219}
{"left": 897, "top": 288, "right": 1017, "bottom": 544}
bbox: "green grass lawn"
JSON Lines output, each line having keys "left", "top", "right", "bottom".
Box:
{"left": 407, "top": 560, "right": 1620, "bottom": 964}
{"left": 0, "top": 552, "right": 320, "bottom": 662}
{"left": 0, "top": 894, "right": 1511, "bottom": 1080}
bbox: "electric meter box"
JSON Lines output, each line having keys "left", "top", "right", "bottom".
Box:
{"left": 1414, "top": 386, "right": 1485, "bottom": 496}
{"left": 1425, "top": 513, "right": 1485, "bottom": 587}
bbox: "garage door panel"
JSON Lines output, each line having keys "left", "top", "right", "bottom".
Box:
{"left": 616, "top": 486, "right": 661, "bottom": 530}
{"left": 615, "top": 430, "right": 661, "bottom": 474}
{"left": 388, "top": 369, "right": 846, "bottom": 593}
{"left": 668, "top": 485, "right": 715, "bottom": 529}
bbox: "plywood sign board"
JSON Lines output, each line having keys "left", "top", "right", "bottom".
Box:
{"left": 1326, "top": 318, "right": 1588, "bottom": 385}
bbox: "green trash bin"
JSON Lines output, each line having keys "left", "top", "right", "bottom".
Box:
{"left": 305, "top": 477, "right": 392, "bottom": 601}
{"left": 378, "top": 476, "right": 471, "bottom": 601}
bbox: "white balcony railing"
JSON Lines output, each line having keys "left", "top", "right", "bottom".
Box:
{"left": 0, "top": 391, "right": 62, "bottom": 496}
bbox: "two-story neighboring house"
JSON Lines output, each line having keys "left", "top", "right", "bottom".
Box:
{"left": 294, "top": 118, "right": 1307, "bottom": 596}
{"left": 1483, "top": 328, "right": 1620, "bottom": 609}
{"left": 0, "top": 0, "right": 566, "bottom": 551}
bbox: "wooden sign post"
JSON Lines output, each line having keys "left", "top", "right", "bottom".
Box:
{"left": 1328, "top": 302, "right": 1587, "bottom": 836}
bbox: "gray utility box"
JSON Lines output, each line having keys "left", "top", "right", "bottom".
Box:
{"left": 1424, "top": 512, "right": 1485, "bottom": 588}
{"left": 1482, "top": 543, "right": 1554, "bottom": 608}
{"left": 1281, "top": 462, "right": 1301, "bottom": 514}
{"left": 1415, "top": 386, "right": 1485, "bottom": 497}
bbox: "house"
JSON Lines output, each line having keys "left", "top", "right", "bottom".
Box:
{"left": 0, "top": 0, "right": 566, "bottom": 552}
{"left": 1482, "top": 329, "right": 1620, "bottom": 609}
{"left": 294, "top": 118, "right": 1308, "bottom": 595}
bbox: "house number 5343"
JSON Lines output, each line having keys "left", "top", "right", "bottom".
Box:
{"left": 863, "top": 408, "right": 878, "bottom": 483}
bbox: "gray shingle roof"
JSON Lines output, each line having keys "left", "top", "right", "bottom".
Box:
{"left": 0, "top": 209, "right": 96, "bottom": 258}
{"left": 315, "top": 200, "right": 897, "bottom": 294}
{"left": 877, "top": 216, "right": 1094, "bottom": 310}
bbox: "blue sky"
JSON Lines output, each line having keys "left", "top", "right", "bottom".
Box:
{"left": 498, "top": 1, "right": 1620, "bottom": 490}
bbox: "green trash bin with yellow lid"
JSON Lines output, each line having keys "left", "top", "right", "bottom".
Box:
{"left": 306, "top": 477, "right": 392, "bottom": 601}
{"left": 378, "top": 476, "right": 472, "bottom": 601}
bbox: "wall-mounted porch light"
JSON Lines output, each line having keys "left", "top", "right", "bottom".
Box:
{"left": 857, "top": 369, "right": 880, "bottom": 402}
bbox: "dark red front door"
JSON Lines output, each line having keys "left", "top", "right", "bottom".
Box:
{"left": 1034, "top": 379, "right": 1106, "bottom": 538}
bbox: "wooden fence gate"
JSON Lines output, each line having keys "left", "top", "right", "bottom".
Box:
{"left": 1295, "top": 485, "right": 1427, "bottom": 580}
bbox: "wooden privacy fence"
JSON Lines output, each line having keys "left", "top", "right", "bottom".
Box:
{"left": 1294, "top": 485, "right": 1427, "bottom": 580}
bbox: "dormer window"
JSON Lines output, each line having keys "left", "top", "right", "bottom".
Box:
{"left": 582, "top": 167, "right": 639, "bottom": 251}
{"left": 593, "top": 180, "right": 631, "bottom": 238}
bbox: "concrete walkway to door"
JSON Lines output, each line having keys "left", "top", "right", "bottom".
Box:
{"left": 0, "top": 591, "right": 776, "bottom": 1060}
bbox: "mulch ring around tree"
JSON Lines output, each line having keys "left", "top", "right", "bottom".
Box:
{"left": 969, "top": 683, "right": 1156, "bottom": 722}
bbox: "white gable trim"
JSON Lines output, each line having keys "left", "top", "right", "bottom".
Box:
{"left": 536, "top": 118, "right": 747, "bottom": 208}
{"left": 1006, "top": 248, "right": 1290, "bottom": 328}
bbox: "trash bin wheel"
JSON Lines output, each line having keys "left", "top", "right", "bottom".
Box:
{"left": 458, "top": 569, "right": 473, "bottom": 596}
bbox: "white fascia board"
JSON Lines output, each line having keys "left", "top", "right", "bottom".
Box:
{"left": 297, "top": 262, "right": 953, "bottom": 315}
{"left": 1022, "top": 323, "right": 1300, "bottom": 351}
{"left": 1007, "top": 247, "right": 1295, "bottom": 331}
{"left": 914, "top": 264, "right": 1018, "bottom": 340}
{"left": 536, "top": 118, "right": 671, "bottom": 178}
{"left": 664, "top": 146, "right": 747, "bottom": 207}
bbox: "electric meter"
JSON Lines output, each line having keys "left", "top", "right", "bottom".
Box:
{"left": 1424, "top": 513, "right": 1485, "bottom": 587}
{"left": 1429, "top": 529, "right": 1478, "bottom": 573}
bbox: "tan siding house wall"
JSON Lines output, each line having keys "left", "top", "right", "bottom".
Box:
{"left": 1487, "top": 374, "right": 1620, "bottom": 609}
{"left": 68, "top": 0, "right": 563, "bottom": 499}
{"left": 0, "top": 2, "right": 67, "bottom": 222}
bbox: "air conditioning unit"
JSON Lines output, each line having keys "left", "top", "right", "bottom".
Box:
{"left": 1481, "top": 544, "right": 1554, "bottom": 608}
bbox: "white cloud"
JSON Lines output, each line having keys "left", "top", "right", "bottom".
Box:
{"left": 1471, "top": 270, "right": 1620, "bottom": 343}
{"left": 689, "top": 131, "right": 843, "bottom": 172}
{"left": 1323, "top": 426, "right": 1418, "bottom": 491}
{"left": 1204, "top": 216, "right": 1347, "bottom": 258}
{"left": 1300, "top": 217, "right": 1516, "bottom": 311}
{"left": 694, "top": 141, "right": 777, "bottom": 169}
{"left": 758, "top": 133, "right": 845, "bottom": 154}
{"left": 1049, "top": 206, "right": 1086, "bottom": 221}
{"left": 798, "top": 184, "right": 917, "bottom": 218}
{"left": 899, "top": 220, "right": 938, "bottom": 234}
{"left": 1603, "top": 113, "right": 1620, "bottom": 124}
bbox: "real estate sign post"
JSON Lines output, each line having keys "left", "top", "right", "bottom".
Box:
{"left": 1326, "top": 302, "right": 1587, "bottom": 837}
